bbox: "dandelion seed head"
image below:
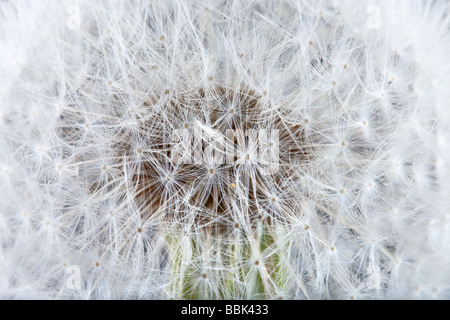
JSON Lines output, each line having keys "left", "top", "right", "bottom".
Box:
{"left": 1, "top": 0, "right": 450, "bottom": 300}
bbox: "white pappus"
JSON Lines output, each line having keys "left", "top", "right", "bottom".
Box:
{"left": 0, "top": 0, "right": 450, "bottom": 299}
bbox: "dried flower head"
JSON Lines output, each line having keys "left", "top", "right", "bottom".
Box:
{"left": 1, "top": 0, "right": 450, "bottom": 299}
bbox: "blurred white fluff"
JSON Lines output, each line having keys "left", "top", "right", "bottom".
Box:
{"left": 1, "top": 0, "right": 450, "bottom": 299}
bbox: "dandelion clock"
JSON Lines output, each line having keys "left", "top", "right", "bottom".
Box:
{"left": 1, "top": 0, "right": 450, "bottom": 300}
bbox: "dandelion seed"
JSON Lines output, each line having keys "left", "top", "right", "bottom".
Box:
{"left": 1, "top": 0, "right": 449, "bottom": 301}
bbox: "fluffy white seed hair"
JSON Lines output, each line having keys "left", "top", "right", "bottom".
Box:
{"left": 1, "top": 0, "right": 450, "bottom": 300}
